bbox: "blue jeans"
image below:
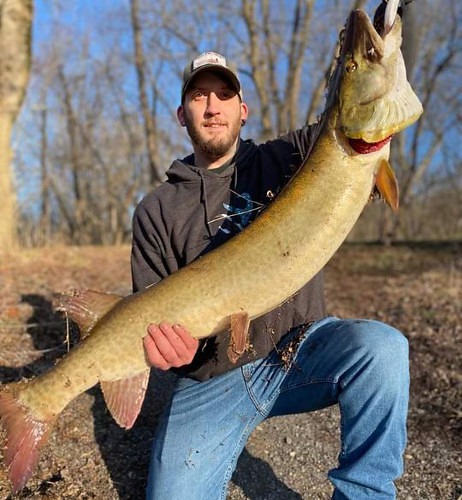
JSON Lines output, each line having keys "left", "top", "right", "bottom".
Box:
{"left": 146, "top": 317, "right": 409, "bottom": 500}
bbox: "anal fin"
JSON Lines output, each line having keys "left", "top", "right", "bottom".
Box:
{"left": 227, "top": 311, "right": 251, "bottom": 364}
{"left": 100, "top": 370, "right": 150, "bottom": 429}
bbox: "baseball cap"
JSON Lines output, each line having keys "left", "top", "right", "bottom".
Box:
{"left": 181, "top": 51, "right": 242, "bottom": 101}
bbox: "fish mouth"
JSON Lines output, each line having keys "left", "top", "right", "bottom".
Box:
{"left": 348, "top": 135, "right": 392, "bottom": 154}
{"left": 338, "top": 2, "right": 423, "bottom": 143}
{"left": 340, "top": 9, "right": 385, "bottom": 64}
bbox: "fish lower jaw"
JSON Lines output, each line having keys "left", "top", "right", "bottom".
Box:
{"left": 333, "top": 127, "right": 391, "bottom": 159}
{"left": 348, "top": 135, "right": 392, "bottom": 154}
{"left": 343, "top": 108, "right": 424, "bottom": 146}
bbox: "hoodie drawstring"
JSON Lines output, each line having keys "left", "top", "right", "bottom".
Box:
{"left": 199, "top": 169, "right": 215, "bottom": 242}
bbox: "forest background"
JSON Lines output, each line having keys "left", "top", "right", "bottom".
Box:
{"left": 1, "top": 0, "right": 460, "bottom": 249}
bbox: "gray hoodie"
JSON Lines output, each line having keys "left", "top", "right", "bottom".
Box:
{"left": 131, "top": 126, "right": 326, "bottom": 380}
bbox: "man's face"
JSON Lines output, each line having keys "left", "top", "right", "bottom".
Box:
{"left": 178, "top": 71, "right": 248, "bottom": 161}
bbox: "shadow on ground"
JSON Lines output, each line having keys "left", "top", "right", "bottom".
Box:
{"left": 1, "top": 294, "right": 301, "bottom": 500}
{"left": 92, "top": 370, "right": 302, "bottom": 500}
{"left": 0, "top": 294, "right": 75, "bottom": 382}
{"left": 232, "top": 448, "right": 303, "bottom": 499}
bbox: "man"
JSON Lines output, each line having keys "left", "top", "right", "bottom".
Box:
{"left": 131, "top": 52, "right": 409, "bottom": 500}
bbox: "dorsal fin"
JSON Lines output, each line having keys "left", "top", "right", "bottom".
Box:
{"left": 57, "top": 289, "right": 122, "bottom": 337}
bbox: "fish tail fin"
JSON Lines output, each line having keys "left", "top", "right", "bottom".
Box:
{"left": 0, "top": 383, "right": 54, "bottom": 494}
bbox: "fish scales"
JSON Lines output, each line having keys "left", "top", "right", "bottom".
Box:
{"left": 16, "top": 132, "right": 379, "bottom": 420}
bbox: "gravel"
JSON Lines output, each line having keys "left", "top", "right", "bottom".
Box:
{"left": 0, "top": 243, "right": 460, "bottom": 499}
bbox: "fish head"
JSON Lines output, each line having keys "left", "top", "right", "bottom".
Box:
{"left": 334, "top": 2, "right": 423, "bottom": 147}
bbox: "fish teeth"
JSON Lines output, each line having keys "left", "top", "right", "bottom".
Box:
{"left": 384, "top": 0, "right": 400, "bottom": 34}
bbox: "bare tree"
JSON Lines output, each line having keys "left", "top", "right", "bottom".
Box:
{"left": 0, "top": 0, "right": 33, "bottom": 253}
{"left": 39, "top": 94, "right": 51, "bottom": 246}
{"left": 130, "top": 0, "right": 163, "bottom": 185}
{"left": 10, "top": 0, "right": 460, "bottom": 246}
{"left": 381, "top": 0, "right": 461, "bottom": 242}
{"left": 241, "top": 0, "right": 316, "bottom": 139}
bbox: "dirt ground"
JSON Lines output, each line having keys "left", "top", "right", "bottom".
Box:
{"left": 0, "top": 243, "right": 460, "bottom": 500}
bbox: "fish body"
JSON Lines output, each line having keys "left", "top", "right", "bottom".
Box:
{"left": 13, "top": 131, "right": 385, "bottom": 417}
{"left": 0, "top": 2, "right": 422, "bottom": 493}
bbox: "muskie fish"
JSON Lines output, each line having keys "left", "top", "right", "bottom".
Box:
{"left": 0, "top": 1, "right": 422, "bottom": 493}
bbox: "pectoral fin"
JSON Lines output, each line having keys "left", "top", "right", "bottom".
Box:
{"left": 100, "top": 370, "right": 150, "bottom": 429}
{"left": 376, "top": 159, "right": 399, "bottom": 212}
{"left": 227, "top": 311, "right": 251, "bottom": 364}
{"left": 57, "top": 289, "right": 123, "bottom": 337}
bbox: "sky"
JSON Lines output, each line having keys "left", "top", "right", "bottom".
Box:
{"left": 12, "top": 0, "right": 460, "bottom": 218}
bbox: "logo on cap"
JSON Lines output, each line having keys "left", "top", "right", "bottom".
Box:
{"left": 182, "top": 51, "right": 242, "bottom": 101}
{"left": 192, "top": 52, "right": 227, "bottom": 70}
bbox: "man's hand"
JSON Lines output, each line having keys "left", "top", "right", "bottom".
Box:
{"left": 143, "top": 322, "right": 199, "bottom": 370}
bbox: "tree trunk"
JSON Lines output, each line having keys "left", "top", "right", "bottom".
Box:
{"left": 130, "top": 0, "right": 163, "bottom": 185}
{"left": 0, "top": 116, "right": 16, "bottom": 253}
{"left": 242, "top": 0, "right": 274, "bottom": 141}
{"left": 57, "top": 67, "right": 85, "bottom": 243}
{"left": 39, "top": 107, "right": 51, "bottom": 246}
{"left": 285, "top": 0, "right": 314, "bottom": 131}
{"left": 0, "top": 0, "right": 33, "bottom": 254}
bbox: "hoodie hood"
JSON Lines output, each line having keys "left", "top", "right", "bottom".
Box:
{"left": 164, "top": 140, "right": 255, "bottom": 245}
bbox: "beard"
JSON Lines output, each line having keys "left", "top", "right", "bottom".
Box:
{"left": 185, "top": 114, "right": 241, "bottom": 161}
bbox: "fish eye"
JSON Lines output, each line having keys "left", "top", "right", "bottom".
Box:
{"left": 345, "top": 60, "right": 357, "bottom": 74}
